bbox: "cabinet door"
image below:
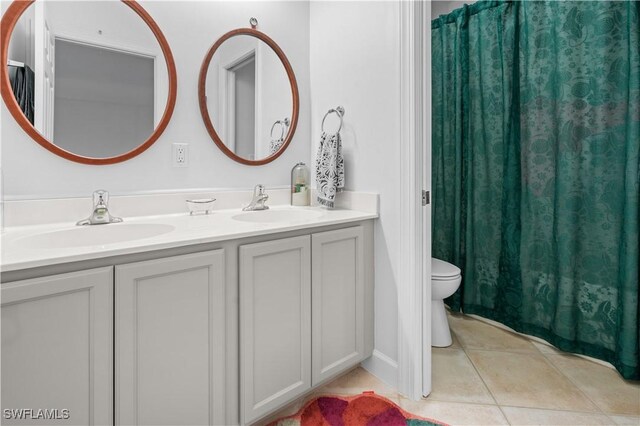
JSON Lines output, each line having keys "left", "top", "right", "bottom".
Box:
{"left": 1, "top": 267, "right": 113, "bottom": 426}
{"left": 115, "top": 250, "right": 226, "bottom": 426}
{"left": 239, "top": 236, "right": 311, "bottom": 425}
{"left": 312, "top": 226, "right": 365, "bottom": 385}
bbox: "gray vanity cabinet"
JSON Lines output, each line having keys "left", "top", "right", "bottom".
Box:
{"left": 239, "top": 235, "right": 312, "bottom": 425}
{"left": 114, "top": 250, "right": 226, "bottom": 426}
{"left": 1, "top": 267, "right": 114, "bottom": 426}
{"left": 239, "top": 226, "right": 370, "bottom": 425}
{"left": 311, "top": 226, "right": 365, "bottom": 385}
{"left": 0, "top": 220, "right": 374, "bottom": 426}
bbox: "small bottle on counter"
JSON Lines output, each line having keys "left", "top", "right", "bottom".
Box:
{"left": 291, "top": 162, "right": 310, "bottom": 206}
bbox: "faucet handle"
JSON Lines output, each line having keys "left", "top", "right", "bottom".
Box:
{"left": 93, "top": 189, "right": 109, "bottom": 206}
{"left": 77, "top": 190, "right": 121, "bottom": 225}
{"left": 243, "top": 185, "right": 269, "bottom": 211}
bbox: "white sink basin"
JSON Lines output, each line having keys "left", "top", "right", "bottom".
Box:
{"left": 15, "top": 223, "right": 175, "bottom": 249}
{"left": 232, "top": 209, "right": 323, "bottom": 224}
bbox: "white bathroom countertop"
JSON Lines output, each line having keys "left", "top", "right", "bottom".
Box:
{"left": 1, "top": 205, "right": 378, "bottom": 272}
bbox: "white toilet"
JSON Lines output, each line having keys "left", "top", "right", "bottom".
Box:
{"left": 431, "top": 258, "right": 462, "bottom": 347}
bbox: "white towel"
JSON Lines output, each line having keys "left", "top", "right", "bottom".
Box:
{"left": 315, "top": 132, "right": 344, "bottom": 208}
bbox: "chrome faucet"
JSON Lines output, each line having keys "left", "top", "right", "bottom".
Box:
{"left": 76, "top": 190, "right": 123, "bottom": 226}
{"left": 243, "top": 184, "right": 269, "bottom": 211}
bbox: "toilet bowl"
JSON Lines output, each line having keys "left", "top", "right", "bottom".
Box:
{"left": 431, "top": 258, "right": 462, "bottom": 347}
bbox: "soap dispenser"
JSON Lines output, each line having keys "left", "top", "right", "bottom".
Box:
{"left": 291, "top": 162, "right": 310, "bottom": 206}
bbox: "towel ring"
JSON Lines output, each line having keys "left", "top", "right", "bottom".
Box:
{"left": 321, "top": 106, "right": 345, "bottom": 134}
{"left": 270, "top": 117, "right": 290, "bottom": 140}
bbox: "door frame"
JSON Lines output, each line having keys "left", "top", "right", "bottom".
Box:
{"left": 397, "top": 0, "right": 431, "bottom": 401}
{"left": 218, "top": 47, "right": 260, "bottom": 157}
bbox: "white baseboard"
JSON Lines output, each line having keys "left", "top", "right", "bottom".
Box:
{"left": 361, "top": 349, "right": 398, "bottom": 390}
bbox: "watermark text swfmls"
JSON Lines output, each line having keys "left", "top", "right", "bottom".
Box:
{"left": 3, "top": 408, "right": 70, "bottom": 420}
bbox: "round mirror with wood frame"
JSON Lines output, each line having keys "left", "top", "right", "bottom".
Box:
{"left": 0, "top": 0, "right": 177, "bottom": 165}
{"left": 198, "top": 25, "right": 299, "bottom": 166}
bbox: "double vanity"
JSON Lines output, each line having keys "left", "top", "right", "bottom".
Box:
{"left": 0, "top": 0, "right": 372, "bottom": 424}
{"left": 1, "top": 190, "right": 377, "bottom": 425}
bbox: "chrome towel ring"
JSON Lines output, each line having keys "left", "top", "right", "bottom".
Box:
{"left": 270, "top": 117, "right": 290, "bottom": 140}
{"left": 321, "top": 106, "right": 345, "bottom": 133}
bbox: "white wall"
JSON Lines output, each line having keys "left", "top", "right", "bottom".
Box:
{"left": 6, "top": 4, "right": 33, "bottom": 67}
{"left": 310, "top": 1, "right": 402, "bottom": 387}
{"left": 0, "top": 1, "right": 310, "bottom": 200}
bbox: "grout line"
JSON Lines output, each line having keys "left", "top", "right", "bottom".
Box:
{"left": 459, "top": 350, "right": 499, "bottom": 405}
{"left": 604, "top": 414, "right": 624, "bottom": 425}
{"left": 457, "top": 316, "right": 609, "bottom": 416}
{"left": 448, "top": 314, "right": 639, "bottom": 420}
{"left": 606, "top": 414, "right": 640, "bottom": 424}
{"left": 531, "top": 343, "right": 640, "bottom": 417}
{"left": 496, "top": 403, "right": 615, "bottom": 416}
{"left": 457, "top": 346, "right": 539, "bottom": 355}
{"left": 530, "top": 341, "right": 559, "bottom": 357}
{"left": 465, "top": 313, "right": 620, "bottom": 371}
{"left": 464, "top": 347, "right": 607, "bottom": 422}
{"left": 455, "top": 315, "right": 608, "bottom": 421}
{"left": 541, "top": 353, "right": 612, "bottom": 416}
{"left": 450, "top": 318, "right": 513, "bottom": 424}
{"left": 450, "top": 339, "right": 540, "bottom": 355}
{"left": 460, "top": 346, "right": 512, "bottom": 425}
{"left": 425, "top": 396, "right": 499, "bottom": 406}
{"left": 448, "top": 326, "right": 541, "bottom": 356}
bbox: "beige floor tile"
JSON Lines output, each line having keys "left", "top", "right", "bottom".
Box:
{"left": 318, "top": 366, "right": 398, "bottom": 399}
{"left": 448, "top": 314, "right": 538, "bottom": 353}
{"left": 467, "top": 350, "right": 598, "bottom": 412}
{"left": 501, "top": 406, "right": 615, "bottom": 425}
{"left": 430, "top": 348, "right": 495, "bottom": 404}
{"left": 448, "top": 329, "right": 463, "bottom": 349}
{"left": 399, "top": 397, "right": 509, "bottom": 425}
{"left": 256, "top": 398, "right": 304, "bottom": 425}
{"left": 546, "top": 355, "right": 640, "bottom": 416}
{"left": 609, "top": 415, "right": 640, "bottom": 425}
{"left": 530, "top": 339, "right": 564, "bottom": 356}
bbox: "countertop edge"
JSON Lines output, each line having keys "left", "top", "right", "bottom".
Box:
{"left": 1, "top": 212, "right": 378, "bottom": 273}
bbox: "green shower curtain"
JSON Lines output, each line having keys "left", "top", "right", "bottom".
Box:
{"left": 432, "top": 0, "right": 639, "bottom": 380}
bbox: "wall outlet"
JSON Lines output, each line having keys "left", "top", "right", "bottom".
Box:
{"left": 172, "top": 143, "right": 188, "bottom": 167}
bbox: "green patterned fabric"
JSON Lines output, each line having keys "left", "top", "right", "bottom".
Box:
{"left": 432, "top": 1, "right": 639, "bottom": 380}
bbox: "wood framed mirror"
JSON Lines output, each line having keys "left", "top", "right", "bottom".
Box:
{"left": 198, "top": 23, "right": 299, "bottom": 166}
{"left": 0, "top": 0, "right": 177, "bottom": 165}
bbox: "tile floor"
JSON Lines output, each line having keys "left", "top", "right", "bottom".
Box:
{"left": 263, "top": 312, "right": 640, "bottom": 426}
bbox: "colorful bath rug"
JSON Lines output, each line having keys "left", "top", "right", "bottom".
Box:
{"left": 268, "top": 392, "right": 448, "bottom": 426}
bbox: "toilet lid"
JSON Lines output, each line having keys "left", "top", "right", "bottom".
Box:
{"left": 432, "top": 258, "right": 461, "bottom": 278}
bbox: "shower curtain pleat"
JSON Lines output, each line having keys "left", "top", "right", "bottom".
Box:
{"left": 432, "top": 0, "right": 640, "bottom": 380}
